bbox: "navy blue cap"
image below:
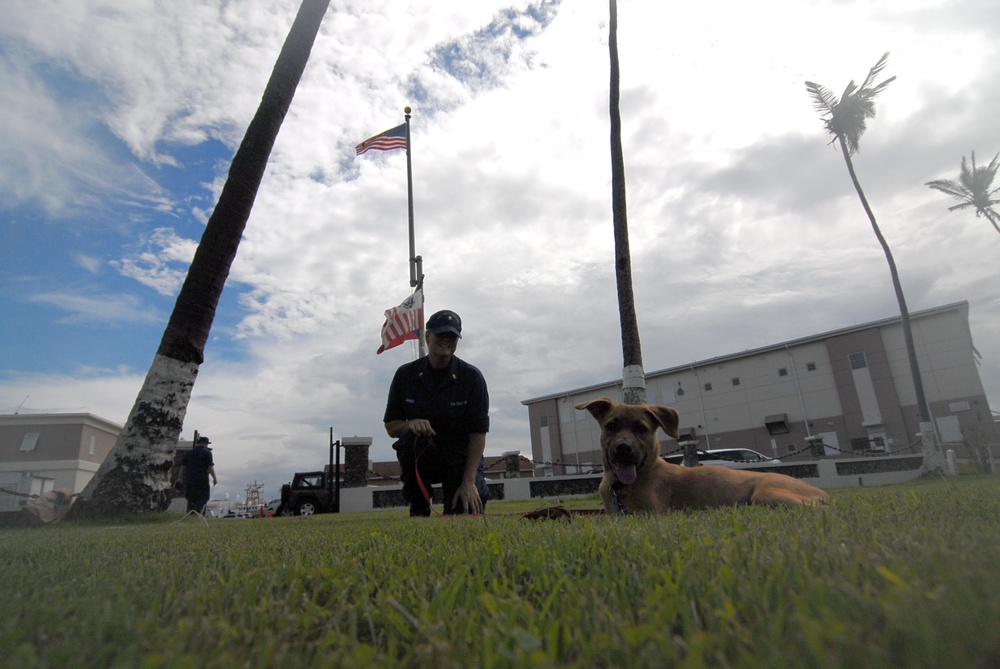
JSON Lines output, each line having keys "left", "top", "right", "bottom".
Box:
{"left": 426, "top": 310, "right": 462, "bottom": 337}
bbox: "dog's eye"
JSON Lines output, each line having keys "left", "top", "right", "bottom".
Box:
{"left": 604, "top": 419, "right": 619, "bottom": 431}
{"left": 633, "top": 423, "right": 649, "bottom": 434}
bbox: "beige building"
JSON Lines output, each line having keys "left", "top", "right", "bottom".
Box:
{"left": 0, "top": 413, "right": 121, "bottom": 512}
{"left": 522, "top": 302, "right": 999, "bottom": 475}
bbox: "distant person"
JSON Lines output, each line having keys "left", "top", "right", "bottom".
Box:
{"left": 383, "top": 310, "right": 490, "bottom": 516}
{"left": 177, "top": 435, "right": 218, "bottom": 514}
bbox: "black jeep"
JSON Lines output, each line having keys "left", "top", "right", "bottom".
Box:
{"left": 275, "top": 471, "right": 341, "bottom": 516}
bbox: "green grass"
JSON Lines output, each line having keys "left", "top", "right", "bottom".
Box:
{"left": 2, "top": 476, "right": 999, "bottom": 668}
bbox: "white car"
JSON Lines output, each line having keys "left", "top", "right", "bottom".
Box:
{"left": 663, "top": 448, "right": 780, "bottom": 468}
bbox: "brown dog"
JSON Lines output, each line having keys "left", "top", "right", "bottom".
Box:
{"left": 576, "top": 397, "right": 830, "bottom": 513}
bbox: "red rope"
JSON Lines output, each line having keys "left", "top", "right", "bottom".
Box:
{"left": 412, "top": 435, "right": 447, "bottom": 518}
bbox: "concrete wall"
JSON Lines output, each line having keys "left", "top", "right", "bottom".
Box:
{"left": 336, "top": 454, "right": 927, "bottom": 513}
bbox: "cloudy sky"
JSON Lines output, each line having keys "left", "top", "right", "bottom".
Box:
{"left": 2, "top": 0, "right": 998, "bottom": 503}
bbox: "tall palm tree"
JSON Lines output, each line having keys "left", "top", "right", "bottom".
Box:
{"left": 608, "top": 0, "right": 646, "bottom": 406}
{"left": 805, "top": 53, "right": 932, "bottom": 426}
{"left": 926, "top": 151, "right": 1000, "bottom": 235}
{"left": 72, "top": 0, "right": 331, "bottom": 517}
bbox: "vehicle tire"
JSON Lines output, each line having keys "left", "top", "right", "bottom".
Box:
{"left": 296, "top": 500, "right": 318, "bottom": 516}
{"left": 276, "top": 504, "right": 294, "bottom": 517}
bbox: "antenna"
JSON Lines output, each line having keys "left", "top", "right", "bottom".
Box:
{"left": 14, "top": 395, "right": 29, "bottom": 414}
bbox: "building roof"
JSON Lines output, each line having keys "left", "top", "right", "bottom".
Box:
{"left": 0, "top": 412, "right": 123, "bottom": 432}
{"left": 522, "top": 301, "right": 970, "bottom": 405}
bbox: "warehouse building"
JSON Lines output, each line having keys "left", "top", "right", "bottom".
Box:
{"left": 522, "top": 302, "right": 998, "bottom": 475}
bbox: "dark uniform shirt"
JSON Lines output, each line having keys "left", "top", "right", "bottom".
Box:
{"left": 183, "top": 445, "right": 214, "bottom": 498}
{"left": 383, "top": 355, "right": 489, "bottom": 451}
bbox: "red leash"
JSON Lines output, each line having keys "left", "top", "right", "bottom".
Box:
{"left": 412, "top": 436, "right": 447, "bottom": 517}
{"left": 411, "top": 435, "right": 488, "bottom": 518}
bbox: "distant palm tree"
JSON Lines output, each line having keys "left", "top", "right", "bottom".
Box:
{"left": 609, "top": 0, "right": 645, "bottom": 405}
{"left": 926, "top": 151, "right": 1000, "bottom": 235}
{"left": 72, "top": 0, "right": 331, "bottom": 517}
{"left": 805, "top": 53, "right": 932, "bottom": 425}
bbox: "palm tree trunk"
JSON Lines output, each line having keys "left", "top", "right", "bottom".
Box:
{"left": 71, "top": 0, "right": 331, "bottom": 517}
{"left": 609, "top": 0, "right": 645, "bottom": 405}
{"left": 983, "top": 209, "right": 1000, "bottom": 235}
{"left": 838, "top": 137, "right": 932, "bottom": 425}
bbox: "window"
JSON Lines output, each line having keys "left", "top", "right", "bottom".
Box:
{"left": 704, "top": 383, "right": 712, "bottom": 391}
{"left": 0, "top": 473, "right": 24, "bottom": 511}
{"left": 849, "top": 352, "right": 868, "bottom": 370}
{"left": 850, "top": 437, "right": 868, "bottom": 452}
{"left": 29, "top": 476, "right": 54, "bottom": 497}
{"left": 540, "top": 416, "right": 548, "bottom": 428}
{"left": 785, "top": 444, "right": 797, "bottom": 455}
{"left": 89, "top": 435, "right": 97, "bottom": 455}
{"left": 20, "top": 433, "right": 39, "bottom": 452}
{"left": 778, "top": 368, "right": 788, "bottom": 377}
{"left": 806, "top": 362, "right": 816, "bottom": 372}
{"left": 732, "top": 377, "right": 741, "bottom": 386}
{"left": 297, "top": 474, "right": 323, "bottom": 488}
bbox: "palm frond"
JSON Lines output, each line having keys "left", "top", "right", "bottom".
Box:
{"left": 841, "top": 80, "right": 858, "bottom": 102}
{"left": 860, "top": 52, "right": 890, "bottom": 90}
{"left": 804, "top": 81, "right": 837, "bottom": 114}
{"left": 985, "top": 152, "right": 1000, "bottom": 174}
{"left": 926, "top": 179, "right": 970, "bottom": 200}
{"left": 866, "top": 76, "right": 896, "bottom": 108}
{"left": 961, "top": 152, "right": 1000, "bottom": 192}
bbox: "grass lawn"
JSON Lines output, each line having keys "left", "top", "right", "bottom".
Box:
{"left": 1, "top": 475, "right": 998, "bottom": 668}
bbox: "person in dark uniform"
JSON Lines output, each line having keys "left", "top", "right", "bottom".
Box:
{"left": 177, "top": 435, "right": 218, "bottom": 513}
{"left": 383, "top": 310, "right": 490, "bottom": 516}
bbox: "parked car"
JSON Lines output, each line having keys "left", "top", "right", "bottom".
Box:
{"left": 663, "top": 448, "right": 780, "bottom": 468}
{"left": 275, "top": 471, "right": 343, "bottom": 516}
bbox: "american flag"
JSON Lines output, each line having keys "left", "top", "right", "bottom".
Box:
{"left": 356, "top": 123, "right": 407, "bottom": 156}
{"left": 377, "top": 289, "right": 423, "bottom": 354}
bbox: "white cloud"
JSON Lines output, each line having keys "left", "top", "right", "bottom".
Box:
{"left": 28, "top": 291, "right": 163, "bottom": 326}
{"left": 74, "top": 255, "right": 104, "bottom": 275}
{"left": 110, "top": 228, "right": 199, "bottom": 296}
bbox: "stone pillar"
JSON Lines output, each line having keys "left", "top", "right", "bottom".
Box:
{"left": 503, "top": 451, "right": 521, "bottom": 479}
{"left": 919, "top": 423, "right": 944, "bottom": 476}
{"left": 805, "top": 435, "right": 826, "bottom": 458}
{"left": 342, "top": 436, "right": 372, "bottom": 488}
{"left": 680, "top": 440, "right": 700, "bottom": 468}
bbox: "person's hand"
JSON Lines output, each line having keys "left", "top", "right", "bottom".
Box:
{"left": 212, "top": 478, "right": 218, "bottom": 486}
{"left": 452, "top": 480, "right": 483, "bottom": 515}
{"left": 407, "top": 419, "right": 436, "bottom": 438}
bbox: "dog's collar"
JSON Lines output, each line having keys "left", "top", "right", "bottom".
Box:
{"left": 611, "top": 481, "right": 630, "bottom": 515}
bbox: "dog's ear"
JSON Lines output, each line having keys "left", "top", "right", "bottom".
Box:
{"left": 575, "top": 397, "right": 614, "bottom": 422}
{"left": 647, "top": 405, "right": 680, "bottom": 439}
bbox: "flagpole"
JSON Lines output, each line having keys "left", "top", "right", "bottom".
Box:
{"left": 403, "top": 106, "right": 426, "bottom": 357}
{"left": 404, "top": 107, "right": 416, "bottom": 289}
{"left": 415, "top": 261, "right": 426, "bottom": 357}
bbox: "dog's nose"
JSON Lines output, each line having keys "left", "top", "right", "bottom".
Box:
{"left": 612, "top": 441, "right": 636, "bottom": 462}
